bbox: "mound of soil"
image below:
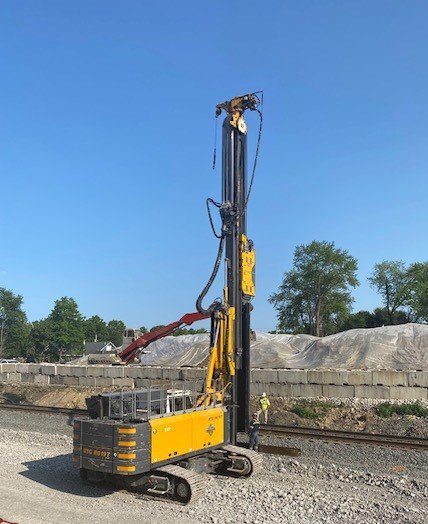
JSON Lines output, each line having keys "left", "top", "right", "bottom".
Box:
{"left": 250, "top": 396, "right": 428, "bottom": 438}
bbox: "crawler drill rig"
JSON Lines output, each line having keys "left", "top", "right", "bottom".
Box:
{"left": 73, "top": 93, "right": 262, "bottom": 503}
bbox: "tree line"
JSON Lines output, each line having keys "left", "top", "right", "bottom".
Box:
{"left": 0, "top": 292, "right": 207, "bottom": 362}
{"left": 269, "top": 241, "right": 428, "bottom": 337}
{"left": 2, "top": 240, "right": 425, "bottom": 360}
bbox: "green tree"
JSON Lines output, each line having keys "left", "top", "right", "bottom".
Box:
{"left": 407, "top": 262, "right": 428, "bottom": 322}
{"left": 371, "top": 307, "right": 409, "bottom": 326}
{"left": 269, "top": 241, "right": 359, "bottom": 336}
{"left": 139, "top": 326, "right": 148, "bottom": 334}
{"left": 147, "top": 325, "right": 208, "bottom": 336}
{"left": 0, "top": 287, "right": 29, "bottom": 358}
{"left": 107, "top": 319, "right": 126, "bottom": 347}
{"left": 368, "top": 261, "right": 411, "bottom": 324}
{"left": 27, "top": 319, "right": 56, "bottom": 362}
{"left": 47, "top": 297, "right": 85, "bottom": 359}
{"left": 172, "top": 327, "right": 208, "bottom": 336}
{"left": 338, "top": 308, "right": 409, "bottom": 332}
{"left": 149, "top": 324, "right": 166, "bottom": 333}
{"left": 84, "top": 315, "right": 108, "bottom": 342}
{"left": 338, "top": 310, "right": 375, "bottom": 331}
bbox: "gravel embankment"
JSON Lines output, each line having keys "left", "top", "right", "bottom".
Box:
{"left": 0, "top": 411, "right": 426, "bottom": 524}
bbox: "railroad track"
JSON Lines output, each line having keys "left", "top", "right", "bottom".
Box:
{"left": 0, "top": 403, "right": 87, "bottom": 416}
{"left": 261, "top": 423, "right": 428, "bottom": 451}
{"left": 1, "top": 403, "right": 426, "bottom": 452}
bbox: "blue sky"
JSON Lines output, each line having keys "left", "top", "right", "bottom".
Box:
{"left": 1, "top": 1, "right": 427, "bottom": 331}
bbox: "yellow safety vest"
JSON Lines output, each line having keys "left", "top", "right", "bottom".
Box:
{"left": 259, "top": 397, "right": 270, "bottom": 411}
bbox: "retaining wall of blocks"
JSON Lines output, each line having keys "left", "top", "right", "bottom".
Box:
{"left": 0, "top": 363, "right": 427, "bottom": 400}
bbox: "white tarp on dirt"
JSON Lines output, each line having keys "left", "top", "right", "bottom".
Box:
{"left": 140, "top": 323, "right": 428, "bottom": 370}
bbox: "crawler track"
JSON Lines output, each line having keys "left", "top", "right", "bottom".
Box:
{"left": 261, "top": 424, "right": 428, "bottom": 451}
{"left": 222, "top": 444, "right": 263, "bottom": 474}
{"left": 156, "top": 464, "right": 206, "bottom": 504}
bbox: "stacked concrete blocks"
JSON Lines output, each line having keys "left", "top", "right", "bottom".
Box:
{"left": 0, "top": 363, "right": 427, "bottom": 400}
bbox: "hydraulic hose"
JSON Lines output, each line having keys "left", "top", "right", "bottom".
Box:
{"left": 195, "top": 235, "right": 225, "bottom": 315}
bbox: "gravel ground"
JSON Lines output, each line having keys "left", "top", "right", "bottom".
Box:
{"left": 0, "top": 411, "right": 427, "bottom": 524}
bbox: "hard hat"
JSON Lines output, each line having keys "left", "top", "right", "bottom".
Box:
{"left": 262, "top": 392, "right": 267, "bottom": 397}
{"left": 252, "top": 412, "right": 258, "bottom": 417}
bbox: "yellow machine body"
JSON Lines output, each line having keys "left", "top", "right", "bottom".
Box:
{"left": 150, "top": 407, "right": 225, "bottom": 465}
{"left": 73, "top": 406, "right": 227, "bottom": 476}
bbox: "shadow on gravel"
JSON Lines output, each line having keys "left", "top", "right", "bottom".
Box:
{"left": 20, "top": 454, "right": 114, "bottom": 498}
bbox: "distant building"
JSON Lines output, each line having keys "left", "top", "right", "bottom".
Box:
{"left": 85, "top": 341, "right": 117, "bottom": 355}
{"left": 122, "top": 328, "right": 144, "bottom": 348}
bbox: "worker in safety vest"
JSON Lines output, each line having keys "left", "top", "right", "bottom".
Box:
{"left": 258, "top": 392, "right": 270, "bottom": 424}
{"left": 248, "top": 412, "right": 260, "bottom": 451}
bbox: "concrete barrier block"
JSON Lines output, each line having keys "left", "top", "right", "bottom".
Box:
{"left": 290, "top": 384, "right": 323, "bottom": 397}
{"left": 124, "top": 367, "right": 145, "bottom": 379}
{"left": 16, "top": 364, "right": 30, "bottom": 373}
{"left": 95, "top": 377, "right": 113, "bottom": 387}
{"left": 27, "top": 363, "right": 41, "bottom": 374}
{"left": 78, "top": 376, "right": 97, "bottom": 387}
{"left": 85, "top": 366, "right": 105, "bottom": 377}
{"left": 0, "top": 372, "right": 8, "bottom": 381}
{"left": 57, "top": 365, "right": 72, "bottom": 376}
{"left": 253, "top": 382, "right": 270, "bottom": 395}
{"left": 347, "top": 370, "right": 373, "bottom": 386}
{"left": 62, "top": 376, "right": 79, "bottom": 386}
{"left": 0, "top": 363, "right": 17, "bottom": 372}
{"left": 49, "top": 375, "right": 64, "bottom": 385}
{"left": 267, "top": 383, "right": 293, "bottom": 396}
{"left": 137, "top": 367, "right": 163, "bottom": 380}
{"left": 34, "top": 374, "right": 50, "bottom": 385}
{"left": 133, "top": 378, "right": 150, "bottom": 389}
{"left": 390, "top": 386, "right": 427, "bottom": 400}
{"left": 322, "top": 385, "right": 355, "bottom": 399}
{"left": 373, "top": 370, "right": 408, "bottom": 386}
{"left": 112, "top": 378, "right": 134, "bottom": 388}
{"left": 7, "top": 372, "right": 22, "bottom": 383}
{"left": 68, "top": 366, "right": 87, "bottom": 377}
{"left": 408, "top": 371, "right": 428, "bottom": 387}
{"left": 308, "top": 370, "right": 349, "bottom": 385}
{"left": 354, "top": 385, "right": 390, "bottom": 399}
{"left": 40, "top": 364, "right": 57, "bottom": 376}
{"left": 186, "top": 379, "right": 204, "bottom": 391}
{"left": 103, "top": 366, "right": 125, "bottom": 378}
{"left": 162, "top": 368, "right": 182, "bottom": 381}
{"left": 250, "top": 382, "right": 264, "bottom": 396}
{"left": 251, "top": 369, "right": 279, "bottom": 383}
{"left": 181, "top": 368, "right": 206, "bottom": 381}
{"left": 21, "top": 373, "right": 35, "bottom": 383}
{"left": 277, "top": 370, "right": 307, "bottom": 384}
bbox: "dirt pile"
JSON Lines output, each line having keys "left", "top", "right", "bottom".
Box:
{"left": 252, "top": 397, "right": 428, "bottom": 438}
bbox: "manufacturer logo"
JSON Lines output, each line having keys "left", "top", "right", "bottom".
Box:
{"left": 206, "top": 424, "right": 216, "bottom": 436}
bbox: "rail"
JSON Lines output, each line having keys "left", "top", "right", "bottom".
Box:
{"left": 261, "top": 424, "right": 428, "bottom": 451}
{"left": 1, "top": 403, "right": 427, "bottom": 452}
{"left": 0, "top": 403, "right": 86, "bottom": 416}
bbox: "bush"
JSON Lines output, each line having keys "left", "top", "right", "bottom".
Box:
{"left": 376, "top": 402, "right": 428, "bottom": 418}
{"left": 292, "top": 405, "right": 319, "bottom": 420}
{"left": 291, "top": 400, "right": 334, "bottom": 420}
{"left": 395, "top": 403, "right": 428, "bottom": 417}
{"left": 376, "top": 403, "right": 395, "bottom": 418}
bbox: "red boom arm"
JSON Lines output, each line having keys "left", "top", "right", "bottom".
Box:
{"left": 118, "top": 312, "right": 210, "bottom": 364}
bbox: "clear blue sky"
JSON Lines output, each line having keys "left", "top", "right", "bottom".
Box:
{"left": 1, "top": 1, "right": 427, "bottom": 331}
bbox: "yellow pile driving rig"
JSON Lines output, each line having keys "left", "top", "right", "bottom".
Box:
{"left": 73, "top": 92, "right": 263, "bottom": 503}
